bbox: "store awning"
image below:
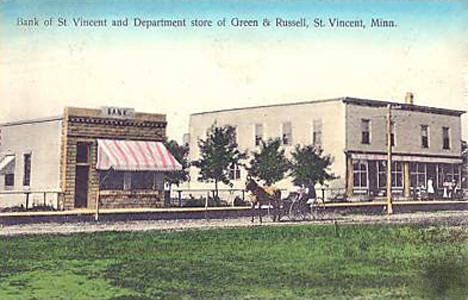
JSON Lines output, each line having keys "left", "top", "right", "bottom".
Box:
{"left": 96, "top": 139, "right": 182, "bottom": 171}
{"left": 350, "top": 153, "right": 462, "bottom": 164}
{"left": 0, "top": 155, "right": 15, "bottom": 174}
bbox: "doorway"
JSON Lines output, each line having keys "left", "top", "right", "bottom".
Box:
{"left": 74, "top": 166, "right": 89, "bottom": 208}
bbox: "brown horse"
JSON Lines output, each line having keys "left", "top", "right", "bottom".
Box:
{"left": 245, "top": 177, "right": 282, "bottom": 223}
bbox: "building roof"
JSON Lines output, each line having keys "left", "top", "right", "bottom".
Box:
{"left": 0, "top": 116, "right": 63, "bottom": 127}
{"left": 191, "top": 97, "right": 465, "bottom": 117}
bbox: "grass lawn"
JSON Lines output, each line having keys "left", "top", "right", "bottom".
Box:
{"left": 0, "top": 223, "right": 467, "bottom": 300}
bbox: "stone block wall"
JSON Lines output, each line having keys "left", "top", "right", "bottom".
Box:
{"left": 99, "top": 190, "right": 164, "bottom": 209}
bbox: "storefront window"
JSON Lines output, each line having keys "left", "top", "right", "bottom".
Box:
{"left": 391, "top": 162, "right": 403, "bottom": 188}
{"left": 377, "top": 161, "right": 386, "bottom": 188}
{"left": 410, "top": 162, "right": 427, "bottom": 188}
{"left": 377, "top": 161, "right": 403, "bottom": 188}
{"left": 353, "top": 160, "right": 367, "bottom": 188}
{"left": 437, "top": 164, "right": 461, "bottom": 188}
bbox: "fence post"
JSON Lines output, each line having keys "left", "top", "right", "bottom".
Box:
{"left": 43, "top": 192, "right": 47, "bottom": 206}
{"left": 242, "top": 190, "right": 245, "bottom": 201}
{"left": 178, "top": 190, "right": 182, "bottom": 207}
{"left": 322, "top": 188, "right": 325, "bottom": 204}
{"left": 25, "top": 192, "right": 30, "bottom": 210}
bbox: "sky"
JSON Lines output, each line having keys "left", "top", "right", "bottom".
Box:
{"left": 1, "top": 0, "right": 467, "bottom": 142}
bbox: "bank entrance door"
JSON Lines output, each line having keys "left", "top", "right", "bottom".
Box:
{"left": 74, "top": 142, "right": 91, "bottom": 209}
{"left": 74, "top": 166, "right": 89, "bottom": 208}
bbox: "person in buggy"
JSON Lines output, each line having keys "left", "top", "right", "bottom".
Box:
{"left": 288, "top": 184, "right": 317, "bottom": 206}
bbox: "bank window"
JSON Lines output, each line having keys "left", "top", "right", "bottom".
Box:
{"left": 353, "top": 160, "right": 368, "bottom": 188}
{"left": 76, "top": 142, "right": 90, "bottom": 163}
{"left": 313, "top": 119, "right": 322, "bottom": 146}
{"left": 99, "top": 171, "right": 163, "bottom": 190}
{"left": 99, "top": 171, "right": 124, "bottom": 190}
{"left": 23, "top": 153, "right": 31, "bottom": 186}
{"left": 282, "top": 122, "right": 292, "bottom": 145}
{"left": 442, "top": 127, "right": 450, "bottom": 149}
{"left": 5, "top": 174, "right": 14, "bottom": 188}
{"left": 361, "top": 119, "right": 370, "bottom": 144}
{"left": 131, "top": 172, "right": 156, "bottom": 190}
{"left": 254, "top": 123, "right": 263, "bottom": 146}
{"left": 229, "top": 163, "right": 241, "bottom": 180}
{"left": 410, "top": 162, "right": 427, "bottom": 188}
{"left": 421, "top": 125, "right": 429, "bottom": 148}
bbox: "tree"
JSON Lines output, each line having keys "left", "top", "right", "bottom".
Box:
{"left": 290, "top": 145, "right": 337, "bottom": 191}
{"left": 164, "top": 139, "right": 190, "bottom": 192}
{"left": 192, "top": 123, "right": 246, "bottom": 199}
{"left": 247, "top": 138, "right": 289, "bottom": 186}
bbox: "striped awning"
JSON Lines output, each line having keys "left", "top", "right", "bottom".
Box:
{"left": 96, "top": 139, "right": 182, "bottom": 171}
{"left": 0, "top": 155, "right": 15, "bottom": 174}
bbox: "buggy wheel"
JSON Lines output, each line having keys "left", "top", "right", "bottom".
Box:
{"left": 288, "top": 201, "right": 308, "bottom": 221}
{"left": 311, "top": 205, "right": 325, "bottom": 220}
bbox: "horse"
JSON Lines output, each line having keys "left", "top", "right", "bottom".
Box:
{"left": 245, "top": 176, "right": 282, "bottom": 223}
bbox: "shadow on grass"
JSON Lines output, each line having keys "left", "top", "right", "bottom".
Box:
{"left": 416, "top": 255, "right": 468, "bottom": 299}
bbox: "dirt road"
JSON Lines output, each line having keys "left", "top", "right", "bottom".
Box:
{"left": 1, "top": 210, "right": 467, "bottom": 237}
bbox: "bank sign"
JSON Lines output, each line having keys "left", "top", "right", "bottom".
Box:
{"left": 101, "top": 106, "right": 135, "bottom": 119}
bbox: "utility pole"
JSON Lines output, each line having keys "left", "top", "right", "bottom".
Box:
{"left": 386, "top": 104, "right": 393, "bottom": 214}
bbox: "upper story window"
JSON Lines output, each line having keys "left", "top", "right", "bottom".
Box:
{"left": 389, "top": 121, "right": 395, "bottom": 147}
{"left": 182, "top": 133, "right": 190, "bottom": 146}
{"left": 421, "top": 125, "right": 429, "bottom": 148}
{"left": 282, "top": 122, "right": 292, "bottom": 145}
{"left": 254, "top": 123, "right": 263, "bottom": 146}
{"left": 313, "top": 119, "right": 322, "bottom": 146}
{"left": 23, "top": 153, "right": 31, "bottom": 186}
{"left": 229, "top": 163, "right": 241, "bottom": 180}
{"left": 361, "top": 119, "right": 370, "bottom": 144}
{"left": 442, "top": 127, "right": 450, "bottom": 150}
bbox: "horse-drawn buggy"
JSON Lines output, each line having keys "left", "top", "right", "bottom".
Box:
{"left": 245, "top": 177, "right": 325, "bottom": 223}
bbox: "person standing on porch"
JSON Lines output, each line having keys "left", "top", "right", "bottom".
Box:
{"left": 427, "top": 177, "right": 435, "bottom": 200}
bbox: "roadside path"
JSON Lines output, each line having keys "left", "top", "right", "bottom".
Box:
{"left": 1, "top": 210, "right": 467, "bottom": 237}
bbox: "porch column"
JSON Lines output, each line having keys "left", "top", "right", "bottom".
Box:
{"left": 404, "top": 162, "right": 410, "bottom": 198}
{"left": 346, "top": 156, "right": 354, "bottom": 197}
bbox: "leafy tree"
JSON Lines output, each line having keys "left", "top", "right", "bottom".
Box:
{"left": 192, "top": 123, "right": 246, "bottom": 199}
{"left": 290, "top": 145, "right": 337, "bottom": 194}
{"left": 164, "top": 140, "right": 190, "bottom": 193}
{"left": 247, "top": 138, "right": 289, "bottom": 186}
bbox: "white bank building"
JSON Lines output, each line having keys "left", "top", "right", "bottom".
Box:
{"left": 186, "top": 95, "right": 465, "bottom": 200}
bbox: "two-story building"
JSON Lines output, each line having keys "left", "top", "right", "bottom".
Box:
{"left": 0, "top": 107, "right": 181, "bottom": 210}
{"left": 187, "top": 94, "right": 464, "bottom": 200}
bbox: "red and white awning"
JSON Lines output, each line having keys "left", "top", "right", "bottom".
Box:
{"left": 96, "top": 139, "right": 182, "bottom": 171}
{"left": 350, "top": 153, "right": 462, "bottom": 164}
